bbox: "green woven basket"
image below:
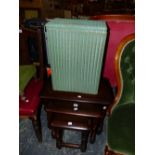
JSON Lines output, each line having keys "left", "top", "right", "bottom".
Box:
{"left": 45, "top": 18, "right": 107, "bottom": 94}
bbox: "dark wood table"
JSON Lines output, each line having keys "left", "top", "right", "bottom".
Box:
{"left": 40, "top": 77, "right": 114, "bottom": 150}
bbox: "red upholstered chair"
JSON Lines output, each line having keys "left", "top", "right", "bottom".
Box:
{"left": 91, "top": 15, "right": 135, "bottom": 88}
{"left": 19, "top": 27, "right": 44, "bottom": 142}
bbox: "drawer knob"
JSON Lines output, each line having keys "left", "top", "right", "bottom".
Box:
{"left": 103, "top": 106, "right": 107, "bottom": 110}
{"left": 77, "top": 95, "right": 82, "bottom": 98}
{"left": 68, "top": 122, "right": 72, "bottom": 126}
{"left": 73, "top": 107, "right": 78, "bottom": 111}
{"left": 73, "top": 103, "right": 79, "bottom": 107}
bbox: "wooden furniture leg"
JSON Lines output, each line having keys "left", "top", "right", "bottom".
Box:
{"left": 97, "top": 119, "right": 104, "bottom": 134}
{"left": 31, "top": 105, "right": 42, "bottom": 142}
{"left": 81, "top": 130, "right": 89, "bottom": 152}
{"left": 51, "top": 128, "right": 59, "bottom": 139}
{"left": 90, "top": 118, "right": 101, "bottom": 144}
{"left": 31, "top": 116, "right": 42, "bottom": 142}
{"left": 90, "top": 130, "right": 96, "bottom": 144}
{"left": 56, "top": 129, "right": 63, "bottom": 149}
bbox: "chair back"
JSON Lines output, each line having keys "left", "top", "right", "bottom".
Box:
{"left": 19, "top": 27, "right": 44, "bottom": 80}
{"left": 91, "top": 15, "right": 135, "bottom": 87}
{"left": 109, "top": 33, "right": 135, "bottom": 113}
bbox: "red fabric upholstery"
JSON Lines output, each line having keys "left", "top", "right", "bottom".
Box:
{"left": 19, "top": 78, "right": 43, "bottom": 116}
{"left": 91, "top": 16, "right": 135, "bottom": 87}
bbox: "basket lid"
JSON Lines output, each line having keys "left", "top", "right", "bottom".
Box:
{"left": 45, "top": 18, "right": 107, "bottom": 33}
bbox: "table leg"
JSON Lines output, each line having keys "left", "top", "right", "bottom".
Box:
{"left": 80, "top": 130, "right": 89, "bottom": 152}
{"left": 31, "top": 116, "right": 42, "bottom": 142}
{"left": 56, "top": 129, "right": 63, "bottom": 149}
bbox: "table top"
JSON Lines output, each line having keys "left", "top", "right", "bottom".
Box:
{"left": 40, "top": 78, "right": 114, "bottom": 105}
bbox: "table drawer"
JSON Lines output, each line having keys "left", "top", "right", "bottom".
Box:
{"left": 50, "top": 113, "right": 91, "bottom": 131}
{"left": 45, "top": 100, "right": 108, "bottom": 118}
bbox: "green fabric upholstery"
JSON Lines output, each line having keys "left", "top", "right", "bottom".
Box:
{"left": 108, "top": 103, "right": 135, "bottom": 155}
{"left": 107, "top": 39, "right": 135, "bottom": 155}
{"left": 19, "top": 65, "right": 36, "bottom": 95}
{"left": 119, "top": 40, "right": 135, "bottom": 105}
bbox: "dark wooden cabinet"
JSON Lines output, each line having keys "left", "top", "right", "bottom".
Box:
{"left": 40, "top": 78, "right": 114, "bottom": 151}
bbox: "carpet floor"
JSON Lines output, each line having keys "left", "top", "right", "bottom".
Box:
{"left": 19, "top": 108, "right": 107, "bottom": 155}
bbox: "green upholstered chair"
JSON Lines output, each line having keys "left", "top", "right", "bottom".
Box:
{"left": 105, "top": 34, "right": 135, "bottom": 155}
{"left": 19, "top": 65, "right": 36, "bottom": 96}
{"left": 19, "top": 27, "right": 44, "bottom": 142}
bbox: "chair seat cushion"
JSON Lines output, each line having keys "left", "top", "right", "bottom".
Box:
{"left": 19, "top": 78, "right": 43, "bottom": 116}
{"left": 19, "top": 65, "right": 36, "bottom": 95}
{"left": 108, "top": 103, "right": 135, "bottom": 155}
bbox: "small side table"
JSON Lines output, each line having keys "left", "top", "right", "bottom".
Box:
{"left": 50, "top": 113, "right": 91, "bottom": 152}
{"left": 40, "top": 78, "right": 114, "bottom": 151}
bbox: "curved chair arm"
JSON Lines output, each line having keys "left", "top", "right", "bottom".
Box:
{"left": 107, "top": 33, "right": 135, "bottom": 116}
